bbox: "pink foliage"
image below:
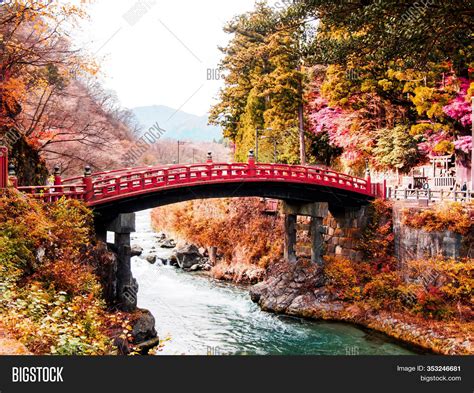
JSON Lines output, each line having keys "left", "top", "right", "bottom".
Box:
{"left": 454, "top": 136, "right": 472, "bottom": 154}
{"left": 310, "top": 106, "right": 343, "bottom": 134}
{"left": 418, "top": 133, "right": 452, "bottom": 156}
{"left": 307, "top": 94, "right": 364, "bottom": 163}
{"left": 443, "top": 78, "right": 472, "bottom": 127}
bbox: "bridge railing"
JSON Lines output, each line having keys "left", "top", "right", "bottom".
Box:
{"left": 2, "top": 144, "right": 383, "bottom": 203}
{"left": 388, "top": 187, "right": 472, "bottom": 203}
{"left": 17, "top": 185, "right": 87, "bottom": 202}
{"left": 61, "top": 165, "right": 160, "bottom": 185}
{"left": 85, "top": 162, "right": 374, "bottom": 203}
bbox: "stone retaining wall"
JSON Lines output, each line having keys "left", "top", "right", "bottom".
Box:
{"left": 392, "top": 202, "right": 473, "bottom": 264}
{"left": 323, "top": 206, "right": 369, "bottom": 262}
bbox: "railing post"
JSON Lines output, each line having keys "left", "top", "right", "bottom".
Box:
{"left": 248, "top": 149, "right": 256, "bottom": 177}
{"left": 83, "top": 166, "right": 93, "bottom": 201}
{"left": 0, "top": 146, "right": 7, "bottom": 189}
{"left": 53, "top": 165, "right": 62, "bottom": 186}
{"left": 8, "top": 163, "right": 17, "bottom": 188}
{"left": 382, "top": 179, "right": 387, "bottom": 200}
{"left": 365, "top": 160, "right": 371, "bottom": 195}
{"left": 206, "top": 151, "right": 213, "bottom": 179}
{"left": 115, "top": 176, "right": 121, "bottom": 195}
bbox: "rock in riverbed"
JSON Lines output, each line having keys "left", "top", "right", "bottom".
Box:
{"left": 250, "top": 260, "right": 326, "bottom": 313}
{"left": 145, "top": 254, "right": 157, "bottom": 264}
{"left": 174, "top": 243, "right": 204, "bottom": 269}
{"left": 131, "top": 245, "right": 143, "bottom": 257}
{"left": 160, "top": 239, "right": 176, "bottom": 249}
{"left": 156, "top": 232, "right": 167, "bottom": 241}
{"left": 113, "top": 308, "right": 159, "bottom": 355}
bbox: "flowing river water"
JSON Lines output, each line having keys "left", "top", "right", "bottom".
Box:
{"left": 128, "top": 210, "right": 417, "bottom": 355}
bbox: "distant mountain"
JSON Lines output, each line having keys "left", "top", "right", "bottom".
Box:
{"left": 131, "top": 105, "right": 223, "bottom": 142}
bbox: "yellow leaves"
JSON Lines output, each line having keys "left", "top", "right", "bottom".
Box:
{"left": 387, "top": 69, "right": 406, "bottom": 81}
{"left": 360, "top": 79, "right": 377, "bottom": 93}
{"left": 426, "top": 102, "right": 445, "bottom": 119}
{"left": 323, "top": 256, "right": 360, "bottom": 301}
{"left": 377, "top": 79, "right": 393, "bottom": 91}
{"left": 432, "top": 140, "right": 454, "bottom": 155}
{"left": 467, "top": 82, "right": 474, "bottom": 99}
{"left": 411, "top": 86, "right": 450, "bottom": 119}
{"left": 409, "top": 122, "right": 450, "bottom": 137}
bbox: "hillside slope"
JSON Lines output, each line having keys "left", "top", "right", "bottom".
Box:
{"left": 132, "top": 105, "right": 222, "bottom": 142}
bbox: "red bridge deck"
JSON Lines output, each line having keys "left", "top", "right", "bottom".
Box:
{"left": 1, "top": 149, "right": 385, "bottom": 207}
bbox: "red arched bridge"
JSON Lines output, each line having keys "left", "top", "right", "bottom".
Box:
{"left": 1, "top": 146, "right": 386, "bottom": 311}
{"left": 1, "top": 148, "right": 385, "bottom": 220}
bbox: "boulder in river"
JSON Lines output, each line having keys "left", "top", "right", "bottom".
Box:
{"left": 168, "top": 256, "right": 179, "bottom": 267}
{"left": 130, "top": 309, "right": 159, "bottom": 355}
{"left": 250, "top": 260, "right": 326, "bottom": 313}
{"left": 174, "top": 243, "right": 203, "bottom": 269}
{"left": 160, "top": 239, "right": 176, "bottom": 249}
{"left": 156, "top": 232, "right": 167, "bottom": 241}
{"left": 201, "top": 263, "right": 212, "bottom": 271}
{"left": 146, "top": 254, "right": 157, "bottom": 264}
{"left": 131, "top": 245, "right": 143, "bottom": 257}
{"left": 189, "top": 264, "right": 202, "bottom": 272}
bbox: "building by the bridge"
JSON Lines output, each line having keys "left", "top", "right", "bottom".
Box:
{"left": 376, "top": 154, "right": 471, "bottom": 191}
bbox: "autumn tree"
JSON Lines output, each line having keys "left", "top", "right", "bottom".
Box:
{"left": 209, "top": 2, "right": 312, "bottom": 164}
{"left": 0, "top": 1, "right": 136, "bottom": 181}
{"left": 285, "top": 0, "right": 473, "bottom": 173}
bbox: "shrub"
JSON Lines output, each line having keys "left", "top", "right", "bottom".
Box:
{"left": 359, "top": 199, "right": 397, "bottom": 272}
{"left": 403, "top": 202, "right": 472, "bottom": 235}
{"left": 323, "top": 256, "right": 361, "bottom": 300}
{"left": 0, "top": 190, "right": 120, "bottom": 354}
{"left": 402, "top": 258, "right": 473, "bottom": 320}
{"left": 362, "top": 271, "right": 403, "bottom": 310}
{"left": 321, "top": 253, "right": 473, "bottom": 321}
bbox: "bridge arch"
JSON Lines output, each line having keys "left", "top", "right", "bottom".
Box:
{"left": 91, "top": 178, "right": 374, "bottom": 222}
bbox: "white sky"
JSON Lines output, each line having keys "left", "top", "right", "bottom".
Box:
{"left": 73, "top": 0, "right": 259, "bottom": 116}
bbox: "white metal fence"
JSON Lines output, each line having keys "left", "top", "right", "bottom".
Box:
{"left": 388, "top": 188, "right": 472, "bottom": 203}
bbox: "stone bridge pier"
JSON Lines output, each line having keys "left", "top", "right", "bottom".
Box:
{"left": 282, "top": 201, "right": 329, "bottom": 265}
{"left": 282, "top": 202, "right": 369, "bottom": 264}
{"left": 96, "top": 213, "right": 138, "bottom": 312}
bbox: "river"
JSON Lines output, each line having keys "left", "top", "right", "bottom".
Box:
{"left": 128, "top": 210, "right": 417, "bottom": 355}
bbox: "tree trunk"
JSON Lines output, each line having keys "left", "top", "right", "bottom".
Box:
{"left": 297, "top": 64, "right": 306, "bottom": 165}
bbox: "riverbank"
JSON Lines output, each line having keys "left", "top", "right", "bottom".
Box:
{"left": 0, "top": 190, "right": 158, "bottom": 355}
{"left": 250, "top": 260, "right": 473, "bottom": 355}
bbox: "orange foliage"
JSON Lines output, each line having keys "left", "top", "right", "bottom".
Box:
{"left": 403, "top": 202, "right": 472, "bottom": 235}
{"left": 0, "top": 2, "right": 135, "bottom": 176}
{"left": 0, "top": 190, "right": 125, "bottom": 354}
{"left": 359, "top": 199, "right": 397, "bottom": 271}
{"left": 152, "top": 198, "right": 283, "bottom": 269}
{"left": 323, "top": 256, "right": 361, "bottom": 300}
{"left": 324, "top": 254, "right": 473, "bottom": 321}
